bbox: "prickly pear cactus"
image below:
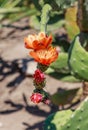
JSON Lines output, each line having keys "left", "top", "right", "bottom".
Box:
{"left": 46, "top": 52, "right": 80, "bottom": 82}
{"left": 68, "top": 36, "right": 88, "bottom": 81}
{"left": 44, "top": 110, "right": 72, "bottom": 130}
{"left": 44, "top": 98, "right": 88, "bottom": 130}
{"left": 61, "top": 98, "right": 88, "bottom": 130}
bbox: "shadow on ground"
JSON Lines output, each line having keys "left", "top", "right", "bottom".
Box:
{"left": 0, "top": 94, "right": 58, "bottom": 130}
{"left": 0, "top": 57, "right": 34, "bottom": 89}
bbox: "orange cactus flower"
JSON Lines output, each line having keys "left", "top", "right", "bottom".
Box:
{"left": 24, "top": 32, "right": 52, "bottom": 50}
{"left": 30, "top": 46, "right": 58, "bottom": 66}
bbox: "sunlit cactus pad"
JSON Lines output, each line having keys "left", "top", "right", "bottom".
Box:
{"left": 44, "top": 98, "right": 88, "bottom": 130}
{"left": 68, "top": 36, "right": 88, "bottom": 81}
{"left": 61, "top": 98, "right": 88, "bottom": 130}
{"left": 44, "top": 110, "right": 72, "bottom": 130}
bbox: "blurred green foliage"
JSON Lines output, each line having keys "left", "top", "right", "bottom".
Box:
{"left": 0, "top": 0, "right": 38, "bottom": 26}
{"left": 0, "top": 0, "right": 77, "bottom": 26}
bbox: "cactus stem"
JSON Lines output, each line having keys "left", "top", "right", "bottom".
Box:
{"left": 40, "top": 4, "right": 52, "bottom": 33}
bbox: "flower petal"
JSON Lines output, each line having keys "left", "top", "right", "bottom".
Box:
{"left": 30, "top": 51, "right": 39, "bottom": 62}
{"left": 24, "top": 37, "right": 34, "bottom": 49}
{"left": 33, "top": 39, "right": 45, "bottom": 50}
{"left": 29, "top": 46, "right": 58, "bottom": 65}
{"left": 45, "top": 35, "right": 52, "bottom": 47}
{"left": 24, "top": 32, "right": 53, "bottom": 50}
{"left": 38, "top": 32, "right": 45, "bottom": 40}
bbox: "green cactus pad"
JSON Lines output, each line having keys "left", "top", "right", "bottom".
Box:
{"left": 46, "top": 52, "right": 80, "bottom": 82}
{"left": 61, "top": 98, "right": 88, "bottom": 130}
{"left": 44, "top": 98, "right": 88, "bottom": 130}
{"left": 68, "top": 36, "right": 88, "bottom": 81}
{"left": 50, "top": 52, "right": 69, "bottom": 73}
{"left": 44, "top": 110, "right": 72, "bottom": 130}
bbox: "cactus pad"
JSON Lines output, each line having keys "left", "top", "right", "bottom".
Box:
{"left": 50, "top": 52, "right": 69, "bottom": 73}
{"left": 44, "top": 110, "right": 72, "bottom": 130}
{"left": 61, "top": 98, "right": 88, "bottom": 130}
{"left": 44, "top": 98, "right": 88, "bottom": 130}
{"left": 68, "top": 36, "right": 88, "bottom": 81}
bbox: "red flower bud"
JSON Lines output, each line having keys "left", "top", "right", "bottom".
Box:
{"left": 30, "top": 93, "right": 43, "bottom": 103}
{"left": 33, "top": 69, "right": 45, "bottom": 83}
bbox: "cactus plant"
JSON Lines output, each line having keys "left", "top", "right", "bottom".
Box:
{"left": 50, "top": 52, "right": 69, "bottom": 73}
{"left": 46, "top": 52, "right": 80, "bottom": 82}
{"left": 44, "top": 110, "right": 72, "bottom": 130}
{"left": 44, "top": 98, "right": 88, "bottom": 130}
{"left": 68, "top": 0, "right": 88, "bottom": 81}
{"left": 68, "top": 36, "right": 88, "bottom": 81}
{"left": 68, "top": 0, "right": 88, "bottom": 101}
{"left": 43, "top": 0, "right": 88, "bottom": 129}
{"left": 61, "top": 98, "right": 88, "bottom": 130}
